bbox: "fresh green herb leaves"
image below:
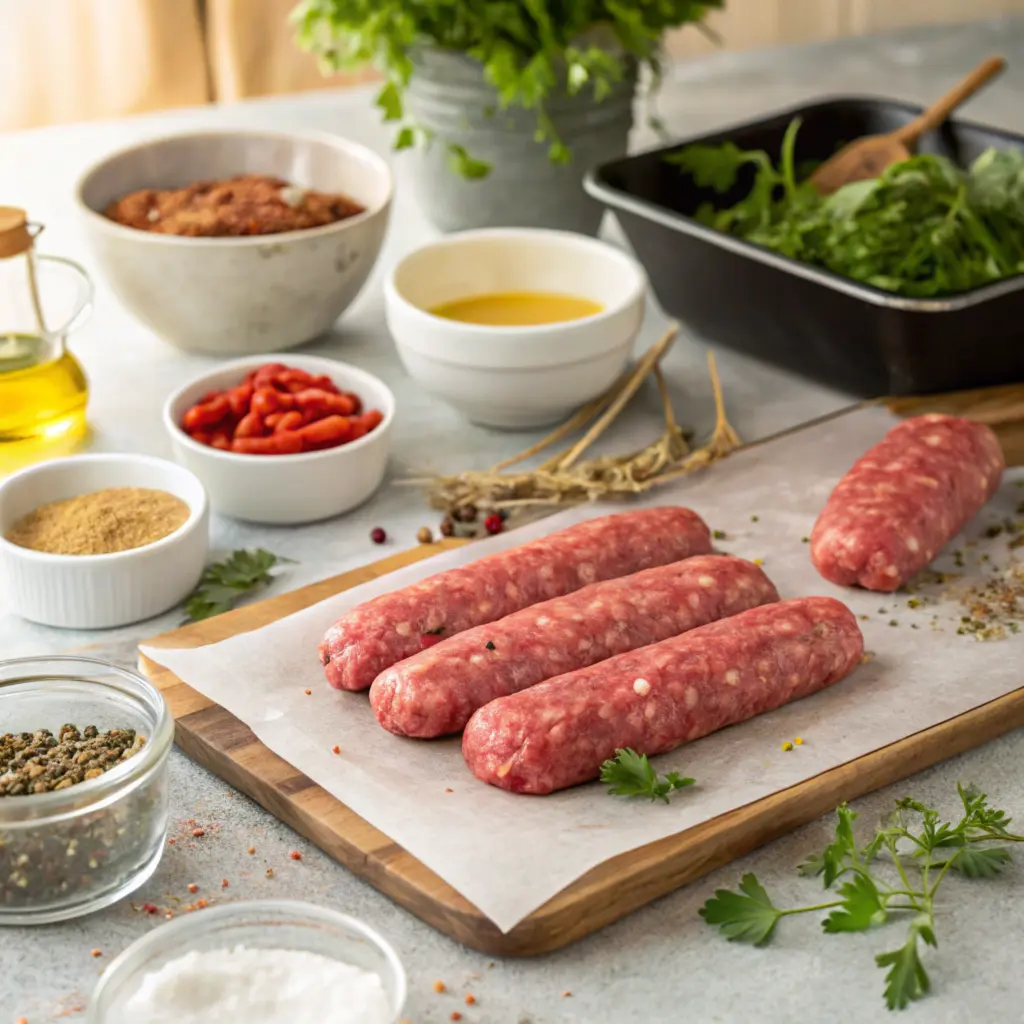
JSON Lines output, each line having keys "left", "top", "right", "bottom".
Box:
{"left": 293, "top": 1, "right": 721, "bottom": 175}
{"left": 184, "top": 549, "right": 294, "bottom": 622}
{"left": 700, "top": 783, "right": 1024, "bottom": 1011}
{"left": 876, "top": 918, "right": 935, "bottom": 1011}
{"left": 667, "top": 118, "right": 1024, "bottom": 297}
{"left": 600, "top": 748, "right": 695, "bottom": 804}
{"left": 699, "top": 873, "right": 784, "bottom": 946}
{"left": 446, "top": 143, "right": 491, "bottom": 180}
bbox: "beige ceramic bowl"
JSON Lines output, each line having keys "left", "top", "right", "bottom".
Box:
{"left": 74, "top": 129, "right": 393, "bottom": 356}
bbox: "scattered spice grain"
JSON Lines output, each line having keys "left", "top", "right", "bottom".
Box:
{"left": 192, "top": 828, "right": 205, "bottom": 838}
{"left": 5, "top": 488, "right": 189, "bottom": 556}
{"left": 90, "top": 949, "right": 102, "bottom": 958}
{"left": 248, "top": 846, "right": 256, "bottom": 855}
{"left": 266, "top": 868, "right": 274, "bottom": 878}
{"left": 417, "top": 526, "right": 434, "bottom": 544}
{"left": 289, "top": 850, "right": 302, "bottom": 861}
{"left": 332, "top": 745, "right": 341, "bottom": 755}
{"left": 187, "top": 883, "right": 198, "bottom": 894}
{"left": 465, "top": 994, "right": 477, "bottom": 1005}
{"left": 433, "top": 980, "right": 447, "bottom": 993}
{"left": 451, "top": 1013, "right": 462, "bottom": 1022}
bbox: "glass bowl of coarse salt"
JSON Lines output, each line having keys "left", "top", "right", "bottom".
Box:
{"left": 0, "top": 656, "right": 174, "bottom": 925}
{"left": 87, "top": 899, "right": 408, "bottom": 1024}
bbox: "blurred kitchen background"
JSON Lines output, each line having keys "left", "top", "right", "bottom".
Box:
{"left": 1, "top": 0, "right": 1022, "bottom": 133}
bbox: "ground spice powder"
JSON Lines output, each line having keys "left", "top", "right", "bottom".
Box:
{"left": 5, "top": 487, "right": 189, "bottom": 555}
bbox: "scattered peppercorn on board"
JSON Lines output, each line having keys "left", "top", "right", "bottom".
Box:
{"left": 139, "top": 387, "right": 1024, "bottom": 956}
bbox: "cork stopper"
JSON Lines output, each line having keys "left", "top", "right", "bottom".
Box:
{"left": 0, "top": 206, "right": 33, "bottom": 258}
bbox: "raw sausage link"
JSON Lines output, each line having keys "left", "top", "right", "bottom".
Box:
{"left": 462, "top": 597, "right": 863, "bottom": 795}
{"left": 370, "top": 555, "right": 779, "bottom": 738}
{"left": 319, "top": 507, "right": 713, "bottom": 691}
{"left": 810, "top": 414, "right": 1004, "bottom": 592}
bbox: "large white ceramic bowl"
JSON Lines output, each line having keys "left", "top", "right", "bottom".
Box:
{"left": 163, "top": 353, "right": 395, "bottom": 524}
{"left": 0, "top": 454, "right": 209, "bottom": 629}
{"left": 384, "top": 227, "right": 647, "bottom": 429}
{"left": 75, "top": 129, "right": 393, "bottom": 355}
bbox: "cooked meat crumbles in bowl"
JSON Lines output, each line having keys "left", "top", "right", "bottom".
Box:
{"left": 75, "top": 130, "right": 392, "bottom": 356}
{"left": 105, "top": 173, "right": 366, "bottom": 237}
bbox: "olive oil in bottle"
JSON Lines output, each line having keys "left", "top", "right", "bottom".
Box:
{"left": 0, "top": 207, "right": 91, "bottom": 448}
{"left": 0, "top": 334, "right": 88, "bottom": 443}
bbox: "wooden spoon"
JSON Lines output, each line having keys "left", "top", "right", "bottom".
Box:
{"left": 809, "top": 56, "right": 1007, "bottom": 195}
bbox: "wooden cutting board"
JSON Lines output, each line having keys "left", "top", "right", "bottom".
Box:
{"left": 140, "top": 386, "right": 1024, "bottom": 956}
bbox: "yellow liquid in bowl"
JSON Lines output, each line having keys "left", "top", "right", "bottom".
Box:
{"left": 430, "top": 292, "right": 603, "bottom": 327}
{"left": 0, "top": 336, "right": 89, "bottom": 446}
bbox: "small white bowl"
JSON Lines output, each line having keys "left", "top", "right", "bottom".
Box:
{"left": 0, "top": 454, "right": 209, "bottom": 629}
{"left": 164, "top": 353, "right": 395, "bottom": 525}
{"left": 384, "top": 227, "right": 647, "bottom": 429}
{"left": 75, "top": 129, "right": 393, "bottom": 356}
{"left": 87, "top": 899, "right": 407, "bottom": 1022}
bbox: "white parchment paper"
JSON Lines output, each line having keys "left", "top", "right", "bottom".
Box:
{"left": 141, "top": 406, "right": 1024, "bottom": 933}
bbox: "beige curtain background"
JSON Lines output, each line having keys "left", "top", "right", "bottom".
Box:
{"left": 1, "top": 0, "right": 1021, "bottom": 133}
{"left": 0, "top": 0, "right": 209, "bottom": 132}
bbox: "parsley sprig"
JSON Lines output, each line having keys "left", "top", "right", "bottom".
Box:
{"left": 600, "top": 748, "right": 695, "bottom": 804}
{"left": 700, "top": 784, "right": 1024, "bottom": 1011}
{"left": 184, "top": 549, "right": 294, "bottom": 622}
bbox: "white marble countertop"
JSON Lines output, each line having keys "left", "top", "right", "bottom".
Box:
{"left": 3, "top": 16, "right": 1024, "bottom": 1023}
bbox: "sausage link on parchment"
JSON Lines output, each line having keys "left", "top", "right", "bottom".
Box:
{"left": 320, "top": 507, "right": 712, "bottom": 691}
{"left": 462, "top": 597, "right": 863, "bottom": 795}
{"left": 811, "top": 414, "right": 1004, "bottom": 592}
{"left": 370, "top": 555, "right": 778, "bottom": 738}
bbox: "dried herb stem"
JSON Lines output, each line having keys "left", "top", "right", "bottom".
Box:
{"left": 405, "top": 326, "right": 741, "bottom": 516}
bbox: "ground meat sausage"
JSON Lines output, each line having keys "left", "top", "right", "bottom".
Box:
{"left": 811, "top": 414, "right": 1004, "bottom": 592}
{"left": 370, "top": 555, "right": 779, "bottom": 738}
{"left": 320, "top": 507, "right": 713, "bottom": 691}
{"left": 462, "top": 597, "right": 863, "bottom": 795}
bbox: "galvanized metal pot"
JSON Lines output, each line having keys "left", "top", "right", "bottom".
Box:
{"left": 402, "top": 48, "right": 637, "bottom": 235}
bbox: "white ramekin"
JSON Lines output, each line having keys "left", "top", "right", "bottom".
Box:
{"left": 163, "top": 353, "right": 395, "bottom": 525}
{"left": 0, "top": 454, "right": 209, "bottom": 629}
{"left": 384, "top": 227, "right": 648, "bottom": 429}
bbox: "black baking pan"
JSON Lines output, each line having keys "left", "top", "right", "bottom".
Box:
{"left": 585, "top": 98, "right": 1024, "bottom": 397}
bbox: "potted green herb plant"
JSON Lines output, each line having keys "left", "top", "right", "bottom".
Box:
{"left": 293, "top": 1, "right": 721, "bottom": 234}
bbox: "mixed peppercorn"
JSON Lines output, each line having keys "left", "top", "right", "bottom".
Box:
{"left": 0, "top": 725, "right": 145, "bottom": 797}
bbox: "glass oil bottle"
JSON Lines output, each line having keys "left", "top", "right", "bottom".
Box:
{"left": 0, "top": 206, "right": 93, "bottom": 448}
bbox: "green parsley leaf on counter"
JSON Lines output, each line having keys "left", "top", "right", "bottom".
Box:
{"left": 184, "top": 549, "right": 294, "bottom": 622}
{"left": 699, "top": 873, "right": 783, "bottom": 946}
{"left": 700, "top": 783, "right": 1024, "bottom": 1011}
{"left": 599, "top": 747, "right": 695, "bottom": 804}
